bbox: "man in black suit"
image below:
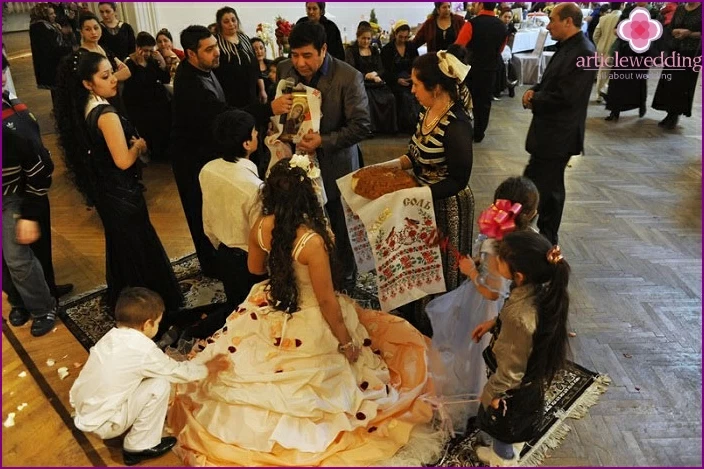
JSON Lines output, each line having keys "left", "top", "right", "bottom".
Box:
{"left": 170, "top": 25, "right": 290, "bottom": 277}
{"left": 522, "top": 2, "right": 596, "bottom": 245}
{"left": 455, "top": 2, "right": 507, "bottom": 143}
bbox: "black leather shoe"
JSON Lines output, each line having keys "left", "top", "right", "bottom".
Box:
{"left": 638, "top": 104, "right": 646, "bottom": 118}
{"left": 54, "top": 283, "right": 74, "bottom": 298}
{"left": 664, "top": 114, "right": 679, "bottom": 130}
{"left": 8, "top": 307, "right": 31, "bottom": 327}
{"left": 605, "top": 111, "right": 619, "bottom": 122}
{"left": 30, "top": 310, "right": 56, "bottom": 337}
{"left": 123, "top": 437, "right": 177, "bottom": 466}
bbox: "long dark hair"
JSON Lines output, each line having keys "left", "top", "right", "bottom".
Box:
{"left": 261, "top": 159, "right": 339, "bottom": 313}
{"left": 54, "top": 51, "right": 107, "bottom": 202}
{"left": 498, "top": 231, "right": 571, "bottom": 385}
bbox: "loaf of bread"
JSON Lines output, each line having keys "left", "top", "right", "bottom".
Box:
{"left": 351, "top": 166, "right": 419, "bottom": 200}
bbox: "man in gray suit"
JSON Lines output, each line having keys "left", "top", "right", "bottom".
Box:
{"left": 278, "top": 21, "right": 371, "bottom": 291}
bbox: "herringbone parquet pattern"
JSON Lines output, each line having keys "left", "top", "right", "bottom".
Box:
{"left": 2, "top": 29, "right": 701, "bottom": 466}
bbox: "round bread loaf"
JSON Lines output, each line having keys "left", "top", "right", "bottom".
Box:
{"left": 352, "top": 166, "right": 419, "bottom": 200}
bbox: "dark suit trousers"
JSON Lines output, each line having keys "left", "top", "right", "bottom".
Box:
{"left": 468, "top": 70, "right": 497, "bottom": 140}
{"left": 31, "top": 196, "right": 57, "bottom": 296}
{"left": 217, "top": 244, "right": 267, "bottom": 311}
{"left": 523, "top": 154, "right": 571, "bottom": 245}
{"left": 325, "top": 197, "right": 357, "bottom": 287}
{"left": 171, "top": 153, "right": 218, "bottom": 278}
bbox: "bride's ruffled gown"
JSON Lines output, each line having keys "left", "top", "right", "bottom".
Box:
{"left": 167, "top": 251, "right": 446, "bottom": 466}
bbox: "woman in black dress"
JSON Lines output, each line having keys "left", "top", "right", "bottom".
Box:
{"left": 123, "top": 32, "right": 172, "bottom": 161}
{"left": 97, "top": 1, "right": 135, "bottom": 61}
{"left": 381, "top": 20, "right": 421, "bottom": 134}
{"left": 54, "top": 51, "right": 182, "bottom": 313}
{"left": 251, "top": 37, "right": 273, "bottom": 101}
{"left": 605, "top": 4, "right": 659, "bottom": 122}
{"left": 345, "top": 24, "right": 398, "bottom": 134}
{"left": 296, "top": 2, "right": 345, "bottom": 60}
{"left": 213, "top": 6, "right": 264, "bottom": 108}
{"left": 28, "top": 3, "right": 74, "bottom": 98}
{"left": 652, "top": 2, "right": 702, "bottom": 129}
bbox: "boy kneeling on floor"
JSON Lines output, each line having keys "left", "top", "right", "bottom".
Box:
{"left": 69, "top": 287, "right": 229, "bottom": 466}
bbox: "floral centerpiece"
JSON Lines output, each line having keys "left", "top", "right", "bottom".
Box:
{"left": 256, "top": 22, "right": 276, "bottom": 58}
{"left": 275, "top": 16, "right": 293, "bottom": 56}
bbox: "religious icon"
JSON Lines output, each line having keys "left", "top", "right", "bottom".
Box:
{"left": 279, "top": 92, "right": 308, "bottom": 143}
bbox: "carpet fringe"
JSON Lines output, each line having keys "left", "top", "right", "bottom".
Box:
{"left": 518, "top": 373, "right": 611, "bottom": 467}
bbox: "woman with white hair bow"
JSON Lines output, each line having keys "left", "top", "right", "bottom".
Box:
{"left": 381, "top": 50, "right": 475, "bottom": 337}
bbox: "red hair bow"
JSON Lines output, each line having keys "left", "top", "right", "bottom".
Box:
{"left": 478, "top": 199, "right": 523, "bottom": 240}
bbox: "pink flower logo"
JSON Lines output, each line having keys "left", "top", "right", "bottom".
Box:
{"left": 617, "top": 7, "right": 663, "bottom": 53}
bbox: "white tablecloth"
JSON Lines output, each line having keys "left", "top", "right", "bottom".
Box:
{"left": 512, "top": 29, "right": 556, "bottom": 53}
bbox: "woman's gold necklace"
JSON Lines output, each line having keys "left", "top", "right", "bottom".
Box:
{"left": 423, "top": 99, "right": 453, "bottom": 132}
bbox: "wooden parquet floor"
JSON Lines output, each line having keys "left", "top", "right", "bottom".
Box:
{"left": 2, "top": 30, "right": 701, "bottom": 467}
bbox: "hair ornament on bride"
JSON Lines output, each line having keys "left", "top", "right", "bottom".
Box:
{"left": 289, "top": 153, "right": 321, "bottom": 180}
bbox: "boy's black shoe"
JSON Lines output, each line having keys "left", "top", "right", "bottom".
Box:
{"left": 8, "top": 307, "right": 31, "bottom": 327}
{"left": 123, "top": 437, "right": 177, "bottom": 466}
{"left": 30, "top": 310, "right": 56, "bottom": 337}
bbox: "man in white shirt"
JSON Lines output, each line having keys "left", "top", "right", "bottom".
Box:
{"left": 70, "top": 287, "right": 228, "bottom": 466}
{"left": 200, "top": 110, "right": 266, "bottom": 314}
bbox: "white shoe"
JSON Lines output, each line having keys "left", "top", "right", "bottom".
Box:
{"left": 475, "top": 443, "right": 523, "bottom": 467}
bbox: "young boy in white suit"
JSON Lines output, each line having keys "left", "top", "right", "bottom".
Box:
{"left": 70, "top": 287, "right": 229, "bottom": 466}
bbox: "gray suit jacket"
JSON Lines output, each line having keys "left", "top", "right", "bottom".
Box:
{"left": 277, "top": 57, "right": 371, "bottom": 200}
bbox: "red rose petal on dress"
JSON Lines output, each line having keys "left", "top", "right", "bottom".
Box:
{"left": 250, "top": 312, "right": 258, "bottom": 320}
{"left": 373, "top": 349, "right": 381, "bottom": 355}
{"left": 368, "top": 426, "right": 377, "bottom": 433}
{"left": 237, "top": 307, "right": 245, "bottom": 313}
{"left": 197, "top": 344, "right": 205, "bottom": 351}
{"left": 223, "top": 326, "right": 228, "bottom": 332}
{"left": 385, "top": 384, "right": 389, "bottom": 394}
{"left": 273, "top": 337, "right": 281, "bottom": 346}
{"left": 295, "top": 339, "right": 302, "bottom": 347}
{"left": 207, "top": 338, "right": 215, "bottom": 344}
{"left": 275, "top": 369, "right": 283, "bottom": 373}
{"left": 363, "top": 338, "right": 372, "bottom": 346}
{"left": 356, "top": 412, "right": 366, "bottom": 420}
{"left": 360, "top": 381, "right": 369, "bottom": 390}
{"left": 228, "top": 346, "right": 236, "bottom": 353}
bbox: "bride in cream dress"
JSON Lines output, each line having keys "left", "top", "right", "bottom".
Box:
{"left": 167, "top": 158, "right": 446, "bottom": 466}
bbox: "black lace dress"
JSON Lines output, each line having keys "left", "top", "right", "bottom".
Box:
{"left": 345, "top": 44, "right": 398, "bottom": 134}
{"left": 380, "top": 41, "right": 421, "bottom": 133}
{"left": 652, "top": 3, "right": 702, "bottom": 117}
{"left": 86, "top": 103, "right": 183, "bottom": 311}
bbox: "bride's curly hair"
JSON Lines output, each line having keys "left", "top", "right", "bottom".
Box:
{"left": 53, "top": 51, "right": 106, "bottom": 203}
{"left": 261, "top": 159, "right": 341, "bottom": 313}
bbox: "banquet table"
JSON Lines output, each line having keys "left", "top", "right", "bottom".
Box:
{"left": 512, "top": 28, "right": 556, "bottom": 53}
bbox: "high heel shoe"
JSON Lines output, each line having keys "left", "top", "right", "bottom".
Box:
{"left": 605, "top": 111, "right": 619, "bottom": 122}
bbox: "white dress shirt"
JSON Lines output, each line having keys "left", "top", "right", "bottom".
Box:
{"left": 200, "top": 158, "right": 263, "bottom": 251}
{"left": 70, "top": 327, "right": 207, "bottom": 430}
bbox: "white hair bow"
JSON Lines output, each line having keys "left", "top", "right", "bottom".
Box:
{"left": 436, "top": 50, "right": 470, "bottom": 82}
